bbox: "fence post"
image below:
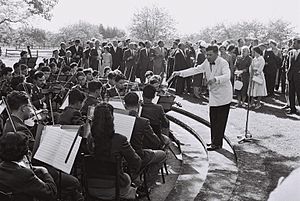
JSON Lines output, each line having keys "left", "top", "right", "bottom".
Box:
{"left": 37, "top": 50, "right": 38, "bottom": 57}
{"left": 5, "top": 49, "right": 7, "bottom": 57}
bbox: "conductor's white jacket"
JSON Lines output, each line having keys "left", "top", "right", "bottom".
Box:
{"left": 180, "top": 56, "right": 233, "bottom": 107}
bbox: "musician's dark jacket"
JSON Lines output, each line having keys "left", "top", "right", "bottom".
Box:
{"left": 0, "top": 161, "right": 57, "bottom": 201}
{"left": 129, "top": 110, "right": 162, "bottom": 166}
{"left": 59, "top": 106, "right": 84, "bottom": 125}
{"left": 91, "top": 133, "right": 141, "bottom": 186}
{"left": 3, "top": 115, "right": 35, "bottom": 151}
{"left": 173, "top": 49, "right": 189, "bottom": 71}
{"left": 80, "top": 95, "right": 100, "bottom": 116}
{"left": 141, "top": 101, "right": 170, "bottom": 135}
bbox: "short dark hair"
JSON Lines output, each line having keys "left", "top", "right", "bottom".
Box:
{"left": 49, "top": 62, "right": 57, "bottom": 69}
{"left": 69, "top": 89, "right": 85, "bottom": 105}
{"left": 206, "top": 45, "right": 219, "bottom": 54}
{"left": 62, "top": 66, "right": 71, "bottom": 73}
{"left": 13, "top": 62, "right": 20, "bottom": 70}
{"left": 20, "top": 51, "right": 27, "bottom": 57}
{"left": 40, "top": 66, "right": 51, "bottom": 72}
{"left": 7, "top": 91, "right": 29, "bottom": 111}
{"left": 20, "top": 64, "right": 28, "bottom": 71}
{"left": 115, "top": 73, "right": 126, "bottom": 82}
{"left": 92, "top": 70, "right": 99, "bottom": 77}
{"left": 76, "top": 71, "right": 85, "bottom": 79}
{"left": 143, "top": 84, "right": 156, "bottom": 99}
{"left": 253, "top": 46, "right": 263, "bottom": 56}
{"left": 227, "top": 44, "right": 236, "bottom": 52}
{"left": 33, "top": 71, "right": 44, "bottom": 80}
{"left": 124, "top": 92, "right": 139, "bottom": 107}
{"left": 107, "top": 71, "right": 116, "bottom": 80}
{"left": 1, "top": 67, "right": 13, "bottom": 76}
{"left": 75, "top": 39, "right": 80, "bottom": 44}
{"left": 0, "top": 132, "right": 29, "bottom": 162}
{"left": 88, "top": 81, "right": 102, "bottom": 93}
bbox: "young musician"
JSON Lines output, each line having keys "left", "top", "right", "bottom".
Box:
{"left": 124, "top": 92, "right": 166, "bottom": 187}
{"left": 59, "top": 89, "right": 85, "bottom": 125}
{"left": 80, "top": 81, "right": 102, "bottom": 116}
{"left": 0, "top": 67, "right": 13, "bottom": 97}
{"left": 141, "top": 85, "right": 170, "bottom": 145}
{"left": 0, "top": 132, "right": 57, "bottom": 200}
{"left": 31, "top": 71, "right": 47, "bottom": 110}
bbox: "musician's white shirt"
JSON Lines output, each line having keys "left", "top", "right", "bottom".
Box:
{"left": 180, "top": 56, "right": 232, "bottom": 107}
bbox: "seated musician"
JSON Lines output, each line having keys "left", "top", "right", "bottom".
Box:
{"left": 141, "top": 85, "right": 170, "bottom": 145}
{"left": 92, "top": 70, "right": 99, "bottom": 80}
{"left": 0, "top": 67, "right": 13, "bottom": 97}
{"left": 12, "top": 62, "right": 21, "bottom": 77}
{"left": 40, "top": 66, "right": 51, "bottom": 82}
{"left": 144, "top": 70, "right": 154, "bottom": 84}
{"left": 70, "top": 62, "right": 78, "bottom": 75}
{"left": 31, "top": 71, "right": 47, "bottom": 110}
{"left": 83, "top": 68, "right": 94, "bottom": 82}
{"left": 20, "top": 64, "right": 29, "bottom": 77}
{"left": 106, "top": 72, "right": 127, "bottom": 98}
{"left": 103, "top": 66, "right": 112, "bottom": 78}
{"left": 80, "top": 80, "right": 102, "bottom": 116}
{"left": 0, "top": 132, "right": 57, "bottom": 200}
{"left": 149, "top": 75, "right": 161, "bottom": 91}
{"left": 18, "top": 50, "right": 28, "bottom": 65}
{"left": 72, "top": 71, "right": 88, "bottom": 93}
{"left": 88, "top": 103, "right": 141, "bottom": 200}
{"left": 59, "top": 88, "right": 85, "bottom": 125}
{"left": 3, "top": 91, "right": 84, "bottom": 201}
{"left": 2, "top": 91, "right": 36, "bottom": 150}
{"left": 49, "top": 62, "right": 58, "bottom": 74}
{"left": 61, "top": 66, "right": 71, "bottom": 75}
{"left": 124, "top": 93, "right": 167, "bottom": 186}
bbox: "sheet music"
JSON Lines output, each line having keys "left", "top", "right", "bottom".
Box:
{"left": 34, "top": 126, "right": 81, "bottom": 174}
{"left": 0, "top": 100, "right": 6, "bottom": 114}
{"left": 153, "top": 95, "right": 160, "bottom": 104}
{"left": 109, "top": 100, "right": 125, "bottom": 110}
{"left": 59, "top": 94, "right": 69, "bottom": 109}
{"left": 113, "top": 112, "right": 135, "bottom": 140}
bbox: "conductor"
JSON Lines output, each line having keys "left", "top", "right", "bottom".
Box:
{"left": 172, "top": 45, "right": 232, "bottom": 151}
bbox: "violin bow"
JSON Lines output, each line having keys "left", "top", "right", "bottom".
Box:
{"left": 22, "top": 83, "right": 39, "bottom": 121}
{"left": 114, "top": 86, "right": 126, "bottom": 108}
{"left": 2, "top": 96, "right": 33, "bottom": 170}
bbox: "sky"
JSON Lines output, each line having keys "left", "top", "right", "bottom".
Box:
{"left": 32, "top": 0, "right": 300, "bottom": 36}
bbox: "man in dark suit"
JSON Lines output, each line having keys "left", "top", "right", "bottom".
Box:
{"left": 59, "top": 89, "right": 85, "bottom": 125}
{"left": 141, "top": 85, "right": 170, "bottom": 145}
{"left": 59, "top": 42, "right": 67, "bottom": 57}
{"left": 137, "top": 41, "right": 155, "bottom": 83}
{"left": 173, "top": 42, "right": 190, "bottom": 95}
{"left": 124, "top": 92, "right": 166, "bottom": 186}
{"left": 287, "top": 38, "right": 300, "bottom": 115}
{"left": 67, "top": 39, "right": 83, "bottom": 64}
{"left": 2, "top": 91, "right": 84, "bottom": 200}
{"left": 123, "top": 42, "right": 138, "bottom": 81}
{"left": 31, "top": 71, "right": 46, "bottom": 110}
{"left": 110, "top": 40, "right": 123, "bottom": 70}
{"left": 0, "top": 132, "right": 57, "bottom": 201}
{"left": 80, "top": 81, "right": 102, "bottom": 116}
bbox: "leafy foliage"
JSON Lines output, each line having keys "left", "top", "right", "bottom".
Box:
{"left": 129, "top": 5, "right": 176, "bottom": 42}
{"left": 0, "top": 0, "right": 58, "bottom": 25}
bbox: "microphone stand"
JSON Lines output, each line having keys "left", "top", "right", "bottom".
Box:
{"left": 238, "top": 77, "right": 254, "bottom": 143}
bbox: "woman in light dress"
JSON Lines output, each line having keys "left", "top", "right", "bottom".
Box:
{"left": 248, "top": 46, "right": 267, "bottom": 109}
{"left": 101, "top": 46, "right": 112, "bottom": 75}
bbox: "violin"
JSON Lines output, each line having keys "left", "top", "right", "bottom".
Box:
{"left": 24, "top": 109, "right": 48, "bottom": 127}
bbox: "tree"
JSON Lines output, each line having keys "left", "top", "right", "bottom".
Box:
{"left": 57, "top": 21, "right": 103, "bottom": 44}
{"left": 129, "top": 5, "right": 176, "bottom": 42}
{"left": 98, "top": 24, "right": 126, "bottom": 39}
{"left": 0, "top": 0, "right": 58, "bottom": 25}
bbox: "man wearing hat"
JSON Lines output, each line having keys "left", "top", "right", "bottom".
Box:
{"left": 286, "top": 37, "right": 300, "bottom": 115}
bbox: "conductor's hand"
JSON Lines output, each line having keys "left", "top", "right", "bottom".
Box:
{"left": 207, "top": 78, "right": 217, "bottom": 85}
{"left": 172, "top": 71, "right": 182, "bottom": 77}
